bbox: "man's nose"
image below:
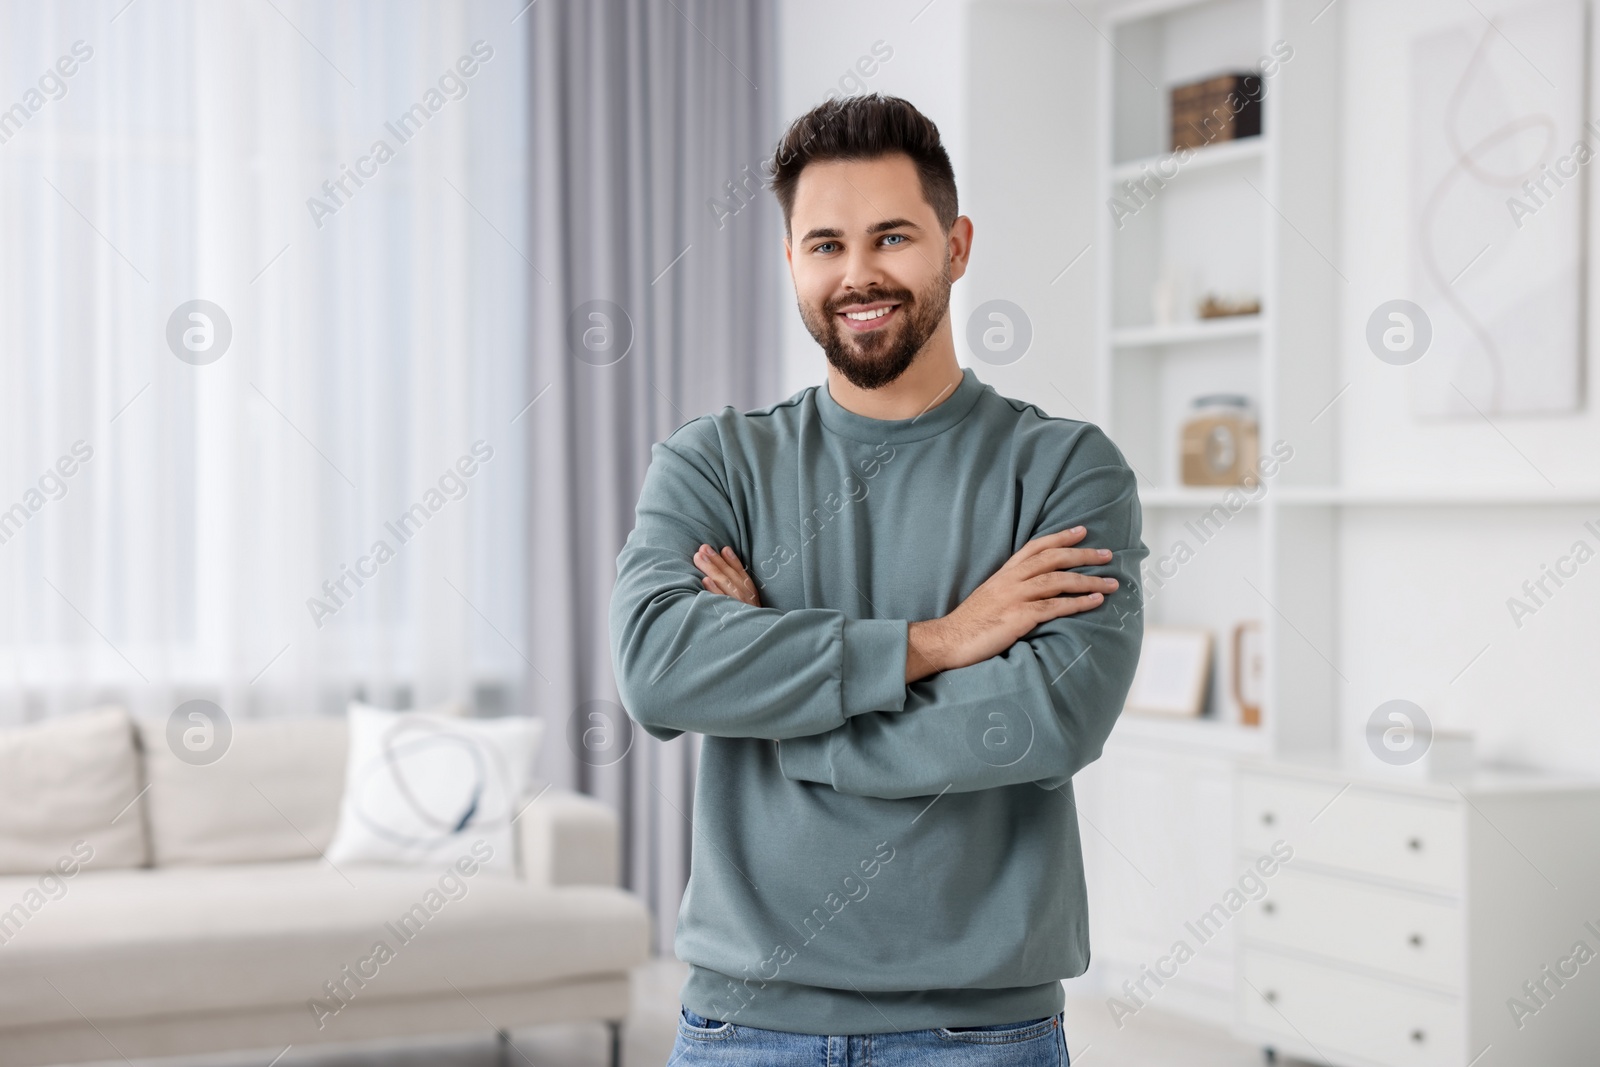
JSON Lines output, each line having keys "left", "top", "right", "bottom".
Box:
{"left": 838, "top": 245, "right": 888, "bottom": 293}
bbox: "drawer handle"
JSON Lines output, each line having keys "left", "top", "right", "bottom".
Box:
{"left": 1262, "top": 902, "right": 1277, "bottom": 916}
{"left": 1407, "top": 837, "right": 1423, "bottom": 852}
{"left": 1410, "top": 1029, "right": 1425, "bottom": 1043}
{"left": 1261, "top": 811, "right": 1276, "bottom": 827}
{"left": 1409, "top": 933, "right": 1424, "bottom": 948}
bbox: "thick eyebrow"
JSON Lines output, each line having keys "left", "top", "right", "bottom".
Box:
{"left": 799, "top": 218, "right": 923, "bottom": 244}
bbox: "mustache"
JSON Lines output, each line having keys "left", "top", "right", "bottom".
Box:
{"left": 828, "top": 290, "right": 913, "bottom": 314}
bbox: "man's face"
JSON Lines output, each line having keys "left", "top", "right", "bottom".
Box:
{"left": 785, "top": 153, "right": 963, "bottom": 390}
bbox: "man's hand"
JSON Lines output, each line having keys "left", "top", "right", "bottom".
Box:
{"left": 906, "top": 526, "right": 1116, "bottom": 683}
{"left": 692, "top": 544, "right": 761, "bottom": 607}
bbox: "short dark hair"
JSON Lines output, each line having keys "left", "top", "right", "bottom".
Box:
{"left": 768, "top": 94, "right": 958, "bottom": 238}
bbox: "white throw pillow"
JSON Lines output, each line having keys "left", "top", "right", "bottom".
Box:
{"left": 324, "top": 702, "right": 542, "bottom": 875}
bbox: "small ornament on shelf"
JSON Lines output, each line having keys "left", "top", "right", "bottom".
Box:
{"left": 1231, "top": 620, "right": 1263, "bottom": 727}
{"left": 1196, "top": 292, "right": 1262, "bottom": 319}
{"left": 1151, "top": 261, "right": 1193, "bottom": 326}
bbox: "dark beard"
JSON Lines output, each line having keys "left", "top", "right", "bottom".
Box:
{"left": 799, "top": 259, "right": 952, "bottom": 391}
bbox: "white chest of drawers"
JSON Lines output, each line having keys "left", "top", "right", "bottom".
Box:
{"left": 1232, "top": 755, "right": 1600, "bottom": 1067}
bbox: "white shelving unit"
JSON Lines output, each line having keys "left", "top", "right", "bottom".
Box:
{"left": 1075, "top": 0, "right": 1344, "bottom": 1030}
{"left": 1091, "top": 0, "right": 1600, "bottom": 759}
{"left": 1071, "top": 0, "right": 1600, "bottom": 1052}
{"left": 1093, "top": 0, "right": 1341, "bottom": 754}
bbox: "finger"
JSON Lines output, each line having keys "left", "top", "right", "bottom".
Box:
{"left": 1018, "top": 545, "right": 1114, "bottom": 579}
{"left": 694, "top": 545, "right": 731, "bottom": 581}
{"left": 1040, "top": 591, "right": 1104, "bottom": 619}
{"left": 697, "top": 550, "right": 756, "bottom": 604}
{"left": 1027, "top": 571, "right": 1119, "bottom": 599}
{"left": 695, "top": 560, "right": 737, "bottom": 598}
{"left": 713, "top": 548, "right": 759, "bottom": 599}
{"left": 718, "top": 549, "right": 753, "bottom": 586}
{"left": 1016, "top": 525, "right": 1088, "bottom": 561}
{"left": 697, "top": 563, "right": 732, "bottom": 598}
{"left": 707, "top": 573, "right": 743, "bottom": 600}
{"left": 722, "top": 553, "right": 753, "bottom": 582}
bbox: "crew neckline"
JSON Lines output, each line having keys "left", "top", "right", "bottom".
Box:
{"left": 815, "top": 365, "right": 986, "bottom": 444}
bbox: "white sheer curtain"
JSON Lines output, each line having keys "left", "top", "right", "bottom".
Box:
{"left": 0, "top": 0, "right": 528, "bottom": 726}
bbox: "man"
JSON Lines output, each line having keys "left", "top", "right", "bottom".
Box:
{"left": 609, "top": 93, "right": 1146, "bottom": 1066}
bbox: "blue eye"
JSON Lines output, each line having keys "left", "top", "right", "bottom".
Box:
{"left": 814, "top": 242, "right": 838, "bottom": 254}
{"left": 882, "top": 234, "right": 907, "bottom": 246}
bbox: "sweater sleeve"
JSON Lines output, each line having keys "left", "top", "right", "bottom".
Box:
{"left": 775, "top": 436, "right": 1146, "bottom": 799}
{"left": 609, "top": 427, "right": 909, "bottom": 743}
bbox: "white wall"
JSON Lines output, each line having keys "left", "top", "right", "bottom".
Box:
{"left": 1334, "top": 0, "right": 1600, "bottom": 773}
{"left": 961, "top": 2, "right": 1103, "bottom": 423}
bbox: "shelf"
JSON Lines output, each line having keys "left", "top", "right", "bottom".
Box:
{"left": 1135, "top": 485, "right": 1600, "bottom": 507}
{"left": 1110, "top": 136, "right": 1266, "bottom": 184}
{"left": 1111, "top": 315, "right": 1263, "bottom": 349}
{"left": 1110, "top": 712, "right": 1269, "bottom": 755}
{"left": 1103, "top": 0, "right": 1231, "bottom": 25}
{"left": 1273, "top": 486, "right": 1600, "bottom": 507}
{"left": 1236, "top": 750, "right": 1600, "bottom": 797}
{"left": 1138, "top": 485, "right": 1266, "bottom": 508}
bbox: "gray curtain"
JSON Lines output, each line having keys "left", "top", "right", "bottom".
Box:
{"left": 524, "top": 0, "right": 781, "bottom": 955}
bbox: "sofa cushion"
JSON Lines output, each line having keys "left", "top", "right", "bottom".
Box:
{"left": 0, "top": 858, "right": 650, "bottom": 1029}
{"left": 139, "top": 716, "right": 351, "bottom": 866}
{"left": 0, "top": 706, "right": 147, "bottom": 874}
{"left": 136, "top": 701, "right": 468, "bottom": 867}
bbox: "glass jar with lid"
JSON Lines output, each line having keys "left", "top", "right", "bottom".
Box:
{"left": 1180, "top": 394, "right": 1258, "bottom": 486}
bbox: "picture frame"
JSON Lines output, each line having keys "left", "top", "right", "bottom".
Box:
{"left": 1125, "top": 626, "right": 1213, "bottom": 718}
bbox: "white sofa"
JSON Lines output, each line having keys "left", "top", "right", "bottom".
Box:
{"left": 0, "top": 706, "right": 651, "bottom": 1067}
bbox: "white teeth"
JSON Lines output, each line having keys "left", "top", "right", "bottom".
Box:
{"left": 844, "top": 306, "right": 892, "bottom": 321}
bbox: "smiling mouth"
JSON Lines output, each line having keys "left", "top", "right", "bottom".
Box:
{"left": 836, "top": 303, "right": 901, "bottom": 332}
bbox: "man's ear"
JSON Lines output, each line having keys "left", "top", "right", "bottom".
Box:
{"left": 947, "top": 215, "right": 974, "bottom": 283}
{"left": 783, "top": 236, "right": 792, "bottom": 268}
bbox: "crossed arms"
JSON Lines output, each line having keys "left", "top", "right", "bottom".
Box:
{"left": 607, "top": 425, "right": 1146, "bottom": 799}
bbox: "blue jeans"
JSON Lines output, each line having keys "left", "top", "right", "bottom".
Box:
{"left": 669, "top": 1006, "right": 1070, "bottom": 1065}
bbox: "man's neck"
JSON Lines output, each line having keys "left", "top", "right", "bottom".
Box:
{"left": 824, "top": 327, "right": 964, "bottom": 422}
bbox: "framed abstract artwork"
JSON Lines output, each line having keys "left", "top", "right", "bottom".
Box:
{"left": 1409, "top": 0, "right": 1587, "bottom": 417}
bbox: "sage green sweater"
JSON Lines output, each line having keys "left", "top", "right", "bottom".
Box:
{"left": 608, "top": 365, "right": 1146, "bottom": 1034}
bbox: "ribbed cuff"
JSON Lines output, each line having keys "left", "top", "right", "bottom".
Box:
{"left": 840, "top": 617, "right": 908, "bottom": 717}
{"left": 776, "top": 731, "right": 831, "bottom": 784}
